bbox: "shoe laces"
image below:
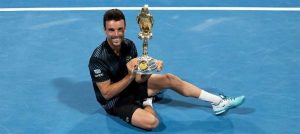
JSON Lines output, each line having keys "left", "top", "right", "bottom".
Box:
{"left": 220, "top": 94, "right": 235, "bottom": 101}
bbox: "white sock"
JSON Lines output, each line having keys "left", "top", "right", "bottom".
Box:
{"left": 198, "top": 90, "right": 222, "bottom": 105}
{"left": 143, "top": 97, "right": 153, "bottom": 107}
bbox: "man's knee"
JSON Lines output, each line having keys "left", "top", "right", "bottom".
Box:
{"left": 131, "top": 109, "right": 159, "bottom": 130}
{"left": 144, "top": 115, "right": 159, "bottom": 130}
{"left": 165, "top": 73, "right": 176, "bottom": 81}
{"left": 165, "top": 73, "right": 182, "bottom": 86}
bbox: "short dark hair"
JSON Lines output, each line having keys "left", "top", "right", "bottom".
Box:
{"left": 103, "top": 9, "right": 126, "bottom": 29}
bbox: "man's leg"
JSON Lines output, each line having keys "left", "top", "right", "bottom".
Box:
{"left": 147, "top": 73, "right": 209, "bottom": 98}
{"left": 146, "top": 73, "right": 245, "bottom": 114}
{"left": 142, "top": 97, "right": 156, "bottom": 116}
{"left": 131, "top": 108, "right": 159, "bottom": 130}
{"left": 130, "top": 98, "right": 158, "bottom": 130}
{"left": 112, "top": 102, "right": 158, "bottom": 130}
{"left": 121, "top": 81, "right": 158, "bottom": 130}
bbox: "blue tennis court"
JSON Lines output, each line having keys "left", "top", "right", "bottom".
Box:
{"left": 1, "top": 0, "right": 300, "bottom": 133}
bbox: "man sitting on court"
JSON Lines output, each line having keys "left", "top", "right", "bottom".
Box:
{"left": 88, "top": 8, "right": 245, "bottom": 130}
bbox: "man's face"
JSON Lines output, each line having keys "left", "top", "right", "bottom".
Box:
{"left": 104, "top": 19, "right": 126, "bottom": 48}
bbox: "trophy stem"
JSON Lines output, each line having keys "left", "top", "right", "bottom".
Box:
{"left": 143, "top": 39, "right": 148, "bottom": 56}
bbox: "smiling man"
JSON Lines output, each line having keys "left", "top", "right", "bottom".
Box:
{"left": 88, "top": 9, "right": 245, "bottom": 130}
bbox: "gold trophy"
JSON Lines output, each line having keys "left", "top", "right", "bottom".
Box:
{"left": 135, "top": 4, "right": 159, "bottom": 74}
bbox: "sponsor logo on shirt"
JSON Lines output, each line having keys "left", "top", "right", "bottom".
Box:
{"left": 126, "top": 56, "right": 132, "bottom": 62}
{"left": 94, "top": 69, "right": 104, "bottom": 77}
{"left": 126, "top": 117, "right": 130, "bottom": 123}
{"left": 94, "top": 69, "right": 101, "bottom": 74}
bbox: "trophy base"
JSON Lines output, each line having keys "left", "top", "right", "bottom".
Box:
{"left": 134, "top": 55, "right": 159, "bottom": 74}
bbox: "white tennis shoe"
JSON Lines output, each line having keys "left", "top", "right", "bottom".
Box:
{"left": 212, "top": 95, "right": 245, "bottom": 115}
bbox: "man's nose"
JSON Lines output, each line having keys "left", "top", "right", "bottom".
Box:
{"left": 113, "top": 31, "right": 119, "bottom": 36}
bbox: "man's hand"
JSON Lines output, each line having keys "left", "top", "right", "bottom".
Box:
{"left": 126, "top": 58, "right": 138, "bottom": 79}
{"left": 147, "top": 59, "right": 163, "bottom": 72}
{"left": 156, "top": 60, "right": 164, "bottom": 72}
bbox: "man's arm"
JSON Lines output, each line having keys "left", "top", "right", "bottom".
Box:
{"left": 96, "top": 58, "right": 138, "bottom": 100}
{"left": 96, "top": 73, "right": 134, "bottom": 100}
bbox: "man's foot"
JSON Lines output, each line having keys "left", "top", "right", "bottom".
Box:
{"left": 212, "top": 95, "right": 245, "bottom": 115}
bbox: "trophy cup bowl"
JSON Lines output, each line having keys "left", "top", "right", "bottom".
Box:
{"left": 135, "top": 5, "right": 159, "bottom": 74}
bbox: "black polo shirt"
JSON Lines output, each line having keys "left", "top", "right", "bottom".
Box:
{"left": 88, "top": 38, "right": 137, "bottom": 106}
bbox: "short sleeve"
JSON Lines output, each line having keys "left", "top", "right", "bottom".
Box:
{"left": 88, "top": 57, "right": 110, "bottom": 82}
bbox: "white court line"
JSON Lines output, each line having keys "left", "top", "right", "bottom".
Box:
{"left": 0, "top": 7, "right": 300, "bottom": 12}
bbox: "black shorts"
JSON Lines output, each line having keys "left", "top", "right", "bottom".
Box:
{"left": 109, "top": 81, "right": 149, "bottom": 124}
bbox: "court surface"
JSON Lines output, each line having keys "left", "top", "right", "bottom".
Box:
{"left": 0, "top": 0, "right": 300, "bottom": 134}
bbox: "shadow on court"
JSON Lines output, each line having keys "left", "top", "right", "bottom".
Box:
{"left": 52, "top": 77, "right": 104, "bottom": 115}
